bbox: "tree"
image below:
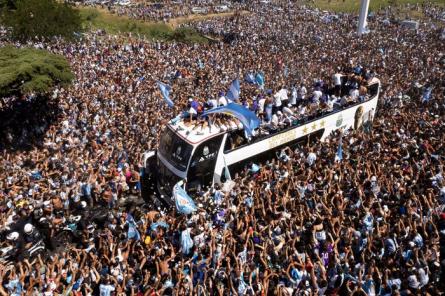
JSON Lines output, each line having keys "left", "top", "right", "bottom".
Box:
{"left": 0, "top": 0, "right": 17, "bottom": 10}
{"left": 1, "top": 0, "right": 82, "bottom": 41}
{"left": 0, "top": 46, "right": 74, "bottom": 97}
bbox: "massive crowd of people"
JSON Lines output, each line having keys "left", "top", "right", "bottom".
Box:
{"left": 82, "top": 0, "right": 246, "bottom": 23}
{"left": 1, "top": 1, "right": 445, "bottom": 295}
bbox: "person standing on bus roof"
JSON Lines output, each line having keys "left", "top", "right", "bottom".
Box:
{"left": 333, "top": 71, "right": 343, "bottom": 97}
{"left": 273, "top": 90, "right": 282, "bottom": 113}
{"left": 218, "top": 91, "right": 228, "bottom": 106}
{"left": 349, "top": 85, "right": 360, "bottom": 101}
{"left": 265, "top": 97, "right": 273, "bottom": 122}
{"left": 298, "top": 83, "right": 307, "bottom": 103}
{"left": 209, "top": 97, "right": 218, "bottom": 109}
{"left": 312, "top": 86, "right": 323, "bottom": 105}
{"left": 290, "top": 86, "right": 298, "bottom": 107}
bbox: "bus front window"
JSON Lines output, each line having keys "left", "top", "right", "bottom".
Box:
{"left": 159, "top": 128, "right": 193, "bottom": 171}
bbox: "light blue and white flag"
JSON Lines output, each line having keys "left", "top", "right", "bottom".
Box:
{"left": 422, "top": 86, "right": 433, "bottom": 103}
{"left": 255, "top": 72, "right": 265, "bottom": 88}
{"left": 173, "top": 182, "right": 197, "bottom": 215}
{"left": 201, "top": 103, "right": 260, "bottom": 137}
{"left": 226, "top": 78, "right": 240, "bottom": 102}
{"left": 157, "top": 81, "right": 174, "bottom": 108}
{"left": 150, "top": 221, "right": 169, "bottom": 231}
{"left": 335, "top": 134, "right": 343, "bottom": 162}
{"left": 181, "top": 228, "right": 194, "bottom": 255}
{"left": 126, "top": 213, "right": 141, "bottom": 241}
{"left": 244, "top": 72, "right": 256, "bottom": 84}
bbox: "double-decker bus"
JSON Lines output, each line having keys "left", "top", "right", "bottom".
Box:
{"left": 142, "top": 76, "right": 381, "bottom": 206}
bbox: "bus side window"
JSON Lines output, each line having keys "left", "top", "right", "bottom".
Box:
{"left": 224, "top": 133, "right": 234, "bottom": 152}
{"left": 368, "top": 83, "right": 379, "bottom": 97}
{"left": 224, "top": 130, "right": 247, "bottom": 152}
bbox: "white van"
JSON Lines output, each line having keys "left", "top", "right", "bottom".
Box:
{"left": 215, "top": 5, "right": 229, "bottom": 13}
{"left": 192, "top": 7, "right": 208, "bottom": 14}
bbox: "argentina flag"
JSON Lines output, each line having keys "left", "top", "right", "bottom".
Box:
{"left": 150, "top": 221, "right": 169, "bottom": 231}
{"left": 244, "top": 72, "right": 256, "bottom": 84}
{"left": 226, "top": 78, "right": 240, "bottom": 102}
{"left": 173, "top": 182, "right": 197, "bottom": 215}
{"left": 126, "top": 213, "right": 141, "bottom": 241}
{"left": 157, "top": 81, "right": 174, "bottom": 108}
{"left": 422, "top": 86, "right": 433, "bottom": 103}
{"left": 201, "top": 103, "right": 260, "bottom": 137}
{"left": 255, "top": 72, "right": 265, "bottom": 88}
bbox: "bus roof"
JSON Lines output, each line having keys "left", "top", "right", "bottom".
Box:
{"left": 167, "top": 120, "right": 230, "bottom": 145}
{"left": 168, "top": 77, "right": 381, "bottom": 146}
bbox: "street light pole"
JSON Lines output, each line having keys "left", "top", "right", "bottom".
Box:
{"left": 358, "top": 0, "right": 370, "bottom": 35}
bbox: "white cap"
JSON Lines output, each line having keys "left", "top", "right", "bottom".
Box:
{"left": 7, "top": 232, "right": 19, "bottom": 241}
{"left": 24, "top": 223, "right": 34, "bottom": 234}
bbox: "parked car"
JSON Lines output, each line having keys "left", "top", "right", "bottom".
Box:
{"left": 117, "top": 0, "right": 131, "bottom": 6}
{"left": 215, "top": 5, "right": 229, "bottom": 13}
{"left": 192, "top": 7, "right": 208, "bottom": 14}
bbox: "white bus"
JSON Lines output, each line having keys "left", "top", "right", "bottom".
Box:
{"left": 143, "top": 77, "right": 381, "bottom": 206}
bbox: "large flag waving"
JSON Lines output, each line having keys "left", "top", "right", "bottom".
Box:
{"left": 173, "top": 182, "right": 197, "bottom": 215}
{"left": 201, "top": 103, "right": 260, "bottom": 137}
{"left": 157, "top": 81, "right": 174, "bottom": 108}
{"left": 226, "top": 78, "right": 240, "bottom": 102}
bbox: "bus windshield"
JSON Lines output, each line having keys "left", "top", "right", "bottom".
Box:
{"left": 159, "top": 127, "right": 193, "bottom": 171}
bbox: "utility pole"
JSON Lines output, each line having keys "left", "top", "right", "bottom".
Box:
{"left": 358, "top": 0, "right": 370, "bottom": 35}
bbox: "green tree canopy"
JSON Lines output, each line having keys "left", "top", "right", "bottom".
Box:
{"left": 0, "top": 46, "right": 74, "bottom": 97}
{"left": 1, "top": 0, "right": 82, "bottom": 41}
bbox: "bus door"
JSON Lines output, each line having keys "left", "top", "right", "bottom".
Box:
{"left": 187, "top": 135, "right": 223, "bottom": 191}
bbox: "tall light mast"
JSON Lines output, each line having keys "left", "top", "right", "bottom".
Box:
{"left": 358, "top": 0, "right": 370, "bottom": 35}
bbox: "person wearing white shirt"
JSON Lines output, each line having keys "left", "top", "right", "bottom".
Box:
{"left": 312, "top": 89, "right": 323, "bottom": 104}
{"left": 209, "top": 98, "right": 218, "bottom": 109}
{"left": 332, "top": 72, "right": 343, "bottom": 96}
{"left": 298, "top": 105, "right": 306, "bottom": 117}
{"left": 271, "top": 114, "right": 279, "bottom": 128}
{"left": 417, "top": 267, "right": 429, "bottom": 288}
{"left": 218, "top": 95, "right": 228, "bottom": 106}
{"left": 407, "top": 272, "right": 420, "bottom": 290}
{"left": 290, "top": 86, "right": 297, "bottom": 106}
{"left": 273, "top": 92, "right": 282, "bottom": 111}
{"left": 298, "top": 84, "right": 307, "bottom": 101}
{"left": 349, "top": 87, "right": 359, "bottom": 101}
{"left": 99, "top": 282, "right": 115, "bottom": 296}
{"left": 277, "top": 88, "right": 289, "bottom": 107}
